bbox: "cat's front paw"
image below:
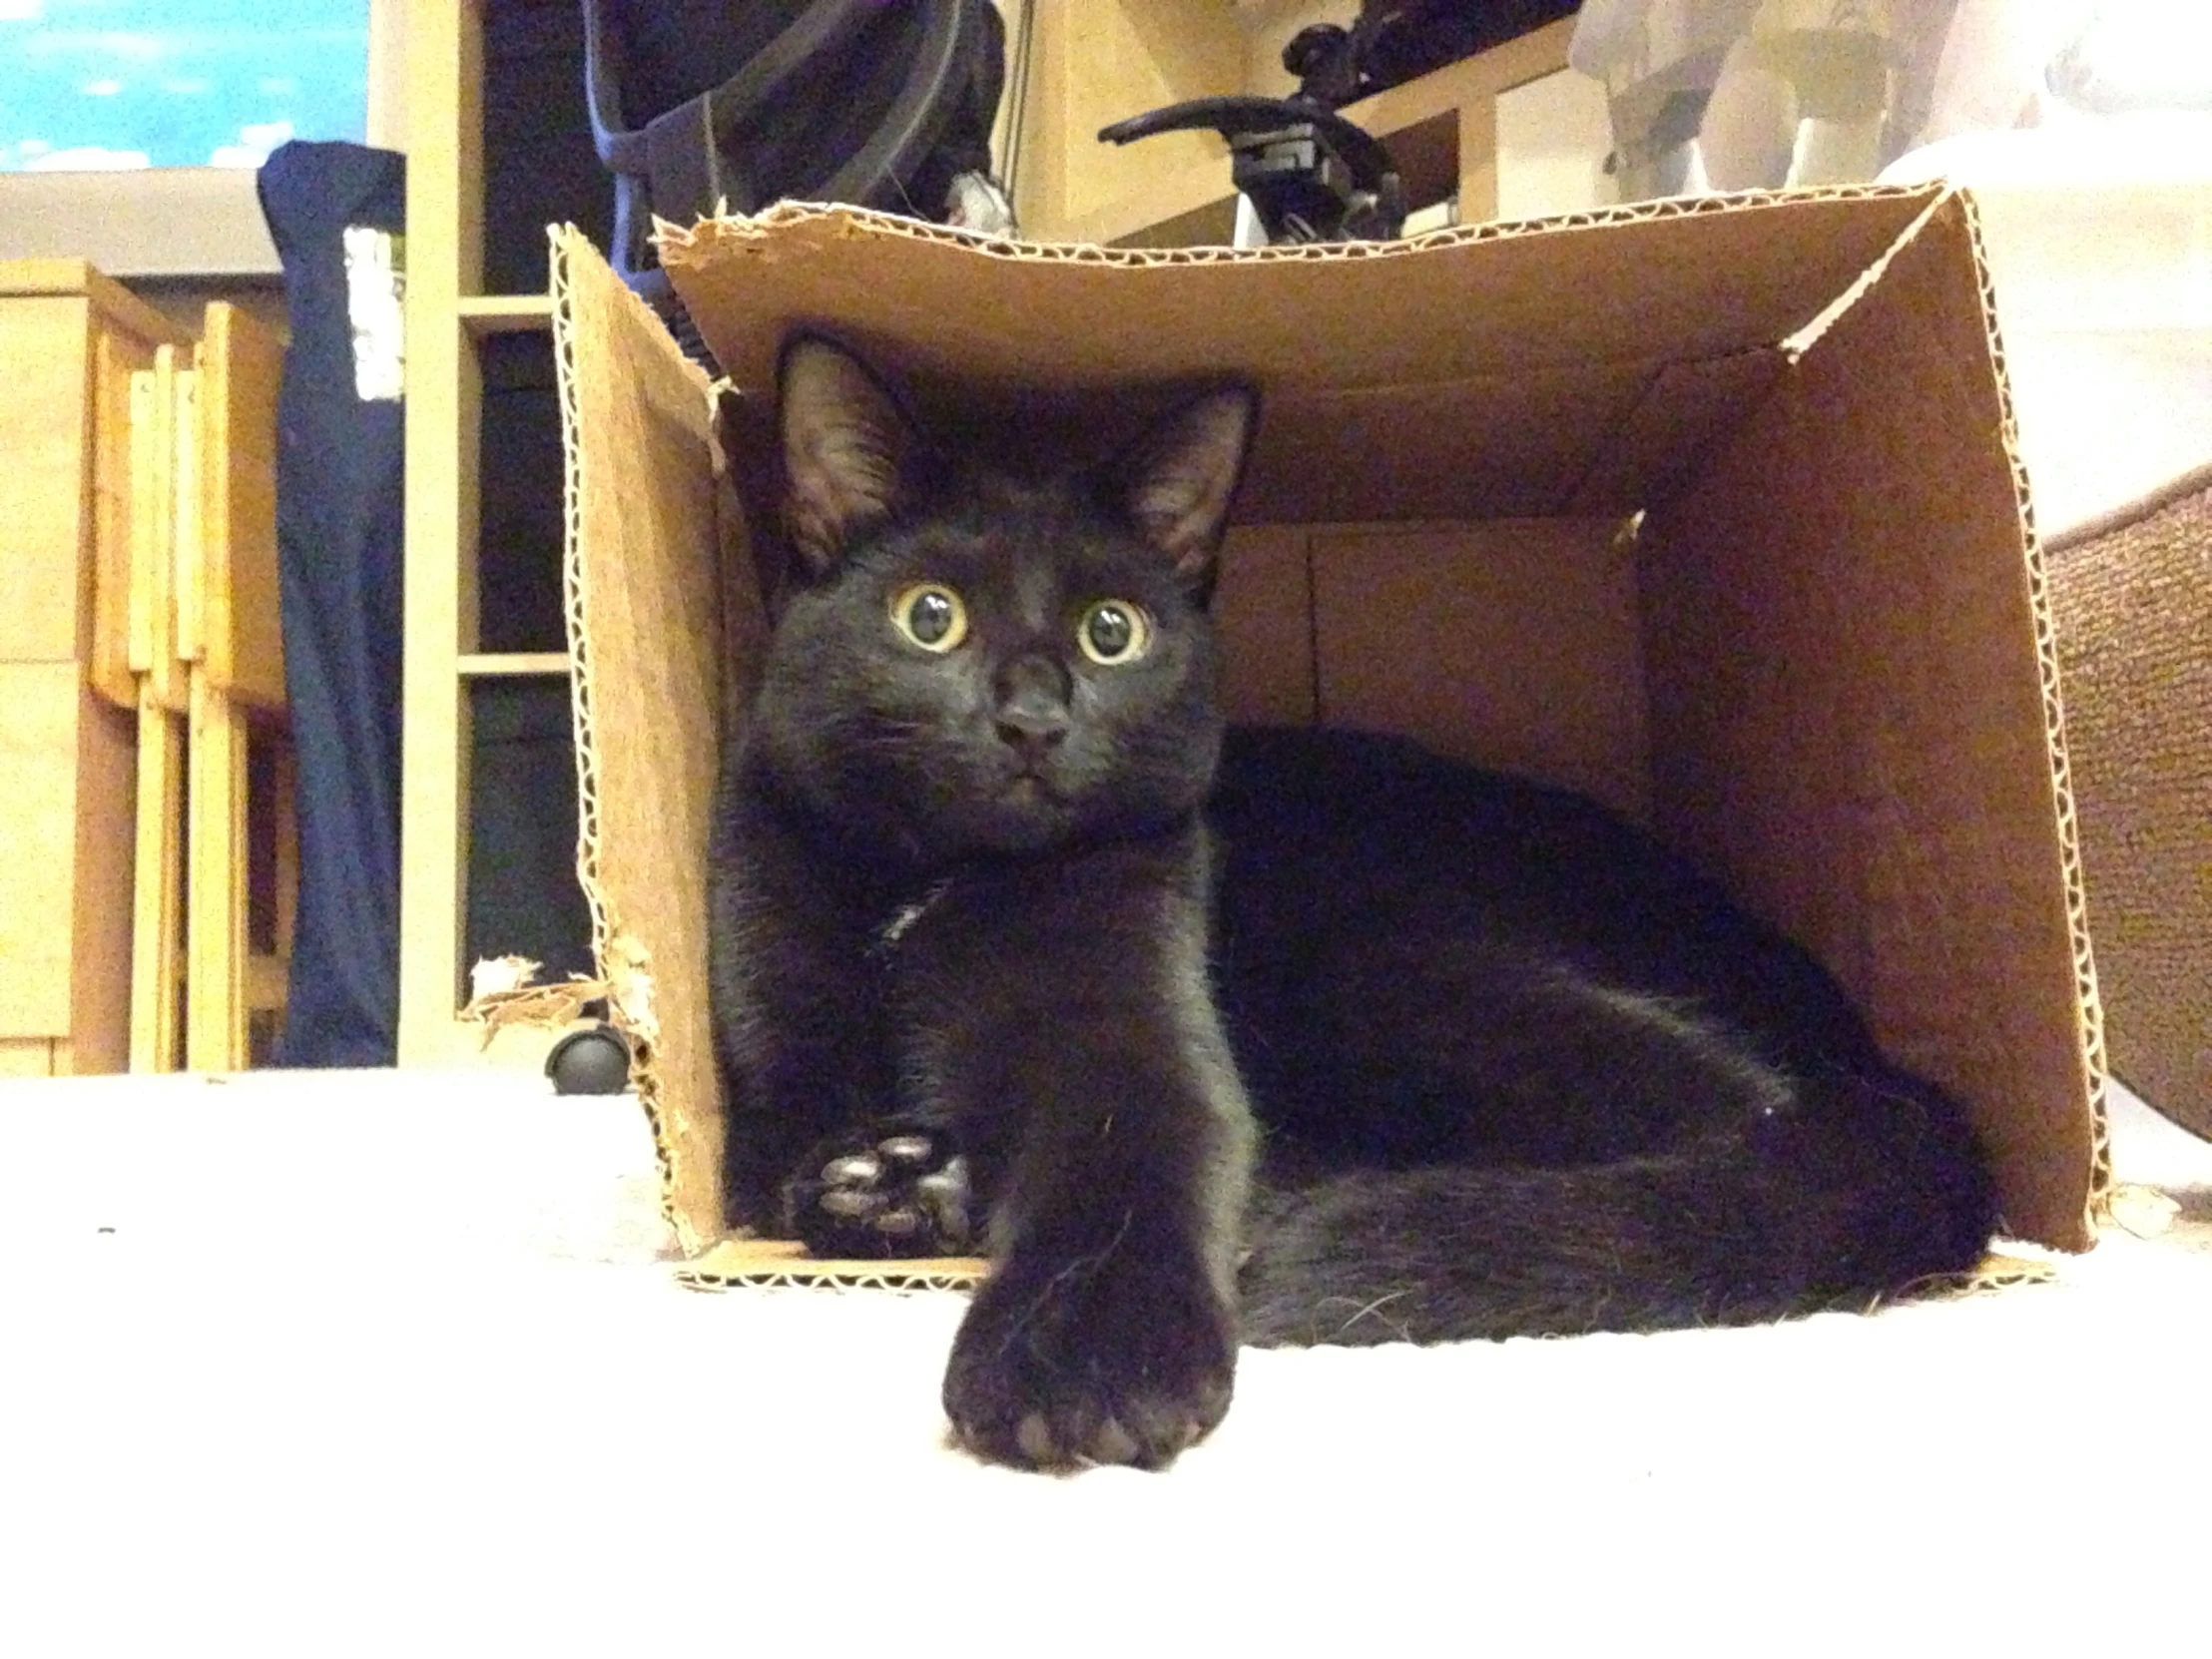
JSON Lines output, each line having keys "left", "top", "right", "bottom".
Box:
{"left": 782, "top": 1123, "right": 973, "bottom": 1259}
{"left": 942, "top": 1248, "right": 1237, "bottom": 1470}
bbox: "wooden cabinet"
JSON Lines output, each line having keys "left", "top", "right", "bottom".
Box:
{"left": 0, "top": 262, "right": 189, "bottom": 1076}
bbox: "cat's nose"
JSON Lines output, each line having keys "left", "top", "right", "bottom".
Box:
{"left": 993, "top": 658, "right": 1071, "bottom": 759}
{"left": 994, "top": 699, "right": 1069, "bottom": 758}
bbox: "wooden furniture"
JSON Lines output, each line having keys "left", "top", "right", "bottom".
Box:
{"left": 396, "top": 0, "right": 570, "bottom": 1068}
{"left": 127, "top": 305, "right": 296, "bottom": 1073}
{"left": 0, "top": 261, "right": 187, "bottom": 1077}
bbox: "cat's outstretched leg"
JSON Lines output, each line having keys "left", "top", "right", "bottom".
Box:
{"left": 896, "top": 836, "right": 1256, "bottom": 1471}
{"left": 782, "top": 1122, "right": 975, "bottom": 1259}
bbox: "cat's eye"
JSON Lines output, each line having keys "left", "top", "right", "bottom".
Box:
{"left": 1078, "top": 600, "right": 1151, "bottom": 666}
{"left": 889, "top": 583, "right": 968, "bottom": 653}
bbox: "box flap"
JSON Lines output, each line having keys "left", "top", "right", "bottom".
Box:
{"left": 553, "top": 227, "right": 743, "bottom": 1253}
{"left": 662, "top": 189, "right": 1949, "bottom": 520}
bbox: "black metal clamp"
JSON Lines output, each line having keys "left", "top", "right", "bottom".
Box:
{"left": 1098, "top": 95, "right": 1405, "bottom": 245}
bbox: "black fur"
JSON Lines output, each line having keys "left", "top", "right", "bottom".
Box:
{"left": 707, "top": 336, "right": 1997, "bottom": 1470}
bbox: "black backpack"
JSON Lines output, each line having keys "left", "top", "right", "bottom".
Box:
{"left": 583, "top": 0, "right": 1010, "bottom": 299}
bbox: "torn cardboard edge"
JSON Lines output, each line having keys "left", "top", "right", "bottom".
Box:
{"left": 557, "top": 184, "right": 2112, "bottom": 1293}
{"left": 550, "top": 226, "right": 710, "bottom": 1239}
{"left": 657, "top": 179, "right": 1936, "bottom": 278}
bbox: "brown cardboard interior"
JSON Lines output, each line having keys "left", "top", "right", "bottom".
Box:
{"left": 555, "top": 184, "right": 2106, "bottom": 1275}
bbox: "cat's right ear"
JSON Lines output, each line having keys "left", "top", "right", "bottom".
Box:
{"left": 780, "top": 334, "right": 916, "bottom": 574}
{"left": 1109, "top": 383, "right": 1260, "bottom": 596}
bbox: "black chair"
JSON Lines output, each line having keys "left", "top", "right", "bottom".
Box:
{"left": 580, "top": 0, "right": 1009, "bottom": 341}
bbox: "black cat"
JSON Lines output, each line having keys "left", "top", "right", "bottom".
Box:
{"left": 707, "top": 335, "right": 1997, "bottom": 1472}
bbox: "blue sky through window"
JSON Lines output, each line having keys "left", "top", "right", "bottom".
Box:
{"left": 1, "top": 0, "right": 368, "bottom": 172}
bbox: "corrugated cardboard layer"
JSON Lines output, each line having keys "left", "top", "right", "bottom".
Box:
{"left": 2046, "top": 464, "right": 2212, "bottom": 1137}
{"left": 1642, "top": 195, "right": 2100, "bottom": 1248}
{"left": 677, "top": 1238, "right": 987, "bottom": 1292}
{"left": 558, "top": 186, "right": 2103, "bottom": 1271}
{"left": 553, "top": 228, "right": 738, "bottom": 1254}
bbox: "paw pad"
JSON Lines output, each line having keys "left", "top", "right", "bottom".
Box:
{"left": 785, "top": 1125, "right": 973, "bottom": 1259}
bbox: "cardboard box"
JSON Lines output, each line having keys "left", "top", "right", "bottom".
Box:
{"left": 547, "top": 183, "right": 2109, "bottom": 1282}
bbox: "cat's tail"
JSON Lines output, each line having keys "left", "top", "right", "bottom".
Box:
{"left": 1236, "top": 1067, "right": 1998, "bottom": 1348}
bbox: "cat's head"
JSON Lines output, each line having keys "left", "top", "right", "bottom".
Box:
{"left": 747, "top": 333, "right": 1258, "bottom": 867}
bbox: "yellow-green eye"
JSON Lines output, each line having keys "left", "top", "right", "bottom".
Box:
{"left": 890, "top": 583, "right": 968, "bottom": 653}
{"left": 1078, "top": 600, "right": 1150, "bottom": 666}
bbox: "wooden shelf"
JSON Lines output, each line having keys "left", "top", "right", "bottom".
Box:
{"left": 1043, "top": 15, "right": 1577, "bottom": 248}
{"left": 458, "top": 652, "right": 570, "bottom": 678}
{"left": 457, "top": 293, "right": 555, "bottom": 335}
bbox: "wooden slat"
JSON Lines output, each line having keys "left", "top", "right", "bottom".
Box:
{"left": 1456, "top": 72, "right": 1502, "bottom": 227}
{"left": 0, "top": 1038, "right": 56, "bottom": 1077}
{"left": 397, "top": 0, "right": 487, "bottom": 1062}
{"left": 127, "top": 367, "right": 163, "bottom": 673}
{"left": 67, "top": 683, "right": 138, "bottom": 1075}
{"left": 458, "top": 293, "right": 555, "bottom": 334}
{"left": 0, "top": 663, "right": 82, "bottom": 1040}
{"left": 457, "top": 651, "right": 571, "bottom": 677}
{"left": 172, "top": 365, "right": 204, "bottom": 665}
{"left": 87, "top": 323, "right": 143, "bottom": 708}
{"left": 197, "top": 302, "right": 288, "bottom": 711}
{"left": 130, "top": 349, "right": 190, "bottom": 712}
{"left": 0, "top": 294, "right": 92, "bottom": 665}
{"left": 186, "top": 672, "right": 250, "bottom": 1071}
{"left": 130, "top": 694, "right": 187, "bottom": 1073}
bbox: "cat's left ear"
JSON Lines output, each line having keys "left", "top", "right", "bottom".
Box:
{"left": 1110, "top": 385, "right": 1259, "bottom": 590}
{"left": 780, "top": 333, "right": 918, "bottom": 575}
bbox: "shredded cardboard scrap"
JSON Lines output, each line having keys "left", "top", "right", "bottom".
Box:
{"left": 1957, "top": 1252, "right": 2060, "bottom": 1292}
{"left": 460, "top": 938, "right": 659, "bottom": 1052}
{"left": 1895, "top": 1252, "right": 2059, "bottom": 1303}
{"left": 2102, "top": 1183, "right": 2183, "bottom": 1241}
{"left": 599, "top": 932, "right": 659, "bottom": 1048}
{"left": 461, "top": 955, "right": 611, "bottom": 1046}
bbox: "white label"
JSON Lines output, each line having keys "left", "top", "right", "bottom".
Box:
{"left": 341, "top": 225, "right": 406, "bottom": 402}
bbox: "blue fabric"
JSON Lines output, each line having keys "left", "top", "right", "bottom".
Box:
{"left": 256, "top": 140, "right": 406, "bottom": 1067}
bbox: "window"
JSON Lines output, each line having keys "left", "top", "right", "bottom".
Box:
{"left": 2, "top": 0, "right": 368, "bottom": 174}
